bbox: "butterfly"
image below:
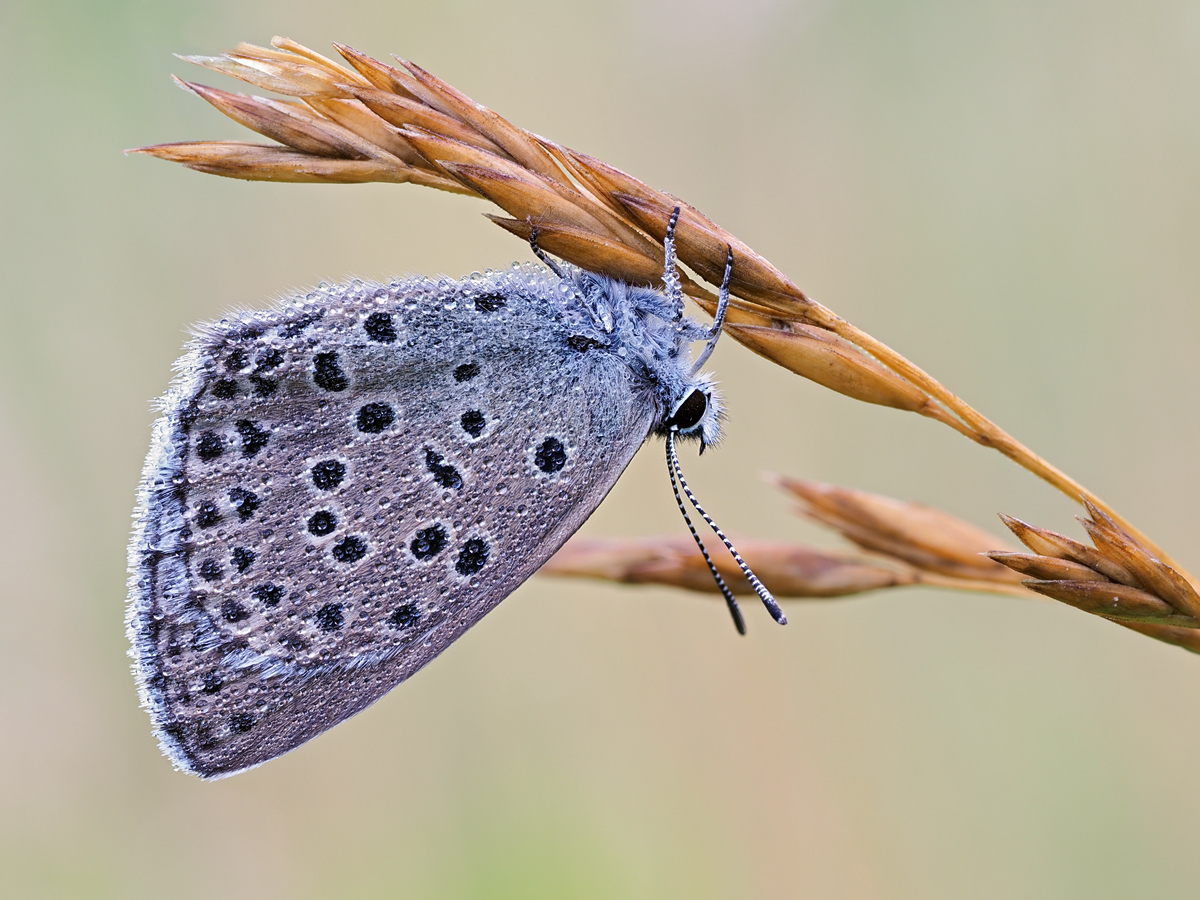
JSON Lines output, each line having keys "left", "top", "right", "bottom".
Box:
{"left": 127, "top": 211, "right": 782, "bottom": 778}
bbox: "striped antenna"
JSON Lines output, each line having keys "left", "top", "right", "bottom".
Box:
{"left": 666, "top": 430, "right": 787, "bottom": 626}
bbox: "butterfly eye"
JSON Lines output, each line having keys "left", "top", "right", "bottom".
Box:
{"left": 668, "top": 389, "right": 708, "bottom": 431}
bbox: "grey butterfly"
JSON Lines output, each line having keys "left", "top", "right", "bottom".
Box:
{"left": 127, "top": 213, "right": 782, "bottom": 778}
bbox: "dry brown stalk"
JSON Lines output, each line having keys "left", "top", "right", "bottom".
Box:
{"left": 540, "top": 534, "right": 1028, "bottom": 600}
{"left": 541, "top": 535, "right": 916, "bottom": 599}
{"left": 544, "top": 478, "right": 1030, "bottom": 600}
{"left": 133, "top": 36, "right": 1197, "bottom": 650}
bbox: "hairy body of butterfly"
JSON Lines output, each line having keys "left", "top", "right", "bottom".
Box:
{"left": 127, "top": 261, "right": 724, "bottom": 778}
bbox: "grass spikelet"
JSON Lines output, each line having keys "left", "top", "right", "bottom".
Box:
{"left": 991, "top": 508, "right": 1200, "bottom": 651}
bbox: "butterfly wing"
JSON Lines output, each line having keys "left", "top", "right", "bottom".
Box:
{"left": 128, "top": 274, "right": 656, "bottom": 777}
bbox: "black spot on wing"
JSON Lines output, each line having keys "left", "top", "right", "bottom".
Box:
{"left": 253, "top": 583, "right": 283, "bottom": 607}
{"left": 196, "top": 432, "right": 223, "bottom": 461}
{"left": 221, "top": 599, "right": 249, "bottom": 623}
{"left": 454, "top": 363, "right": 479, "bottom": 382}
{"left": 307, "top": 511, "right": 337, "bottom": 536}
{"left": 236, "top": 420, "right": 269, "bottom": 457}
{"left": 356, "top": 403, "right": 394, "bottom": 434}
{"left": 535, "top": 437, "right": 567, "bottom": 473}
{"left": 231, "top": 547, "right": 255, "bottom": 573}
{"left": 225, "top": 349, "right": 248, "bottom": 372}
{"left": 474, "top": 293, "right": 506, "bottom": 312}
{"left": 332, "top": 535, "right": 368, "bottom": 563}
{"left": 211, "top": 379, "right": 238, "bottom": 399}
{"left": 311, "top": 459, "right": 346, "bottom": 490}
{"left": 456, "top": 538, "right": 489, "bottom": 576}
{"left": 461, "top": 410, "right": 485, "bottom": 437}
{"left": 425, "top": 449, "right": 462, "bottom": 489}
{"left": 411, "top": 525, "right": 447, "bottom": 560}
{"left": 194, "top": 501, "right": 220, "bottom": 528}
{"left": 314, "top": 603, "right": 344, "bottom": 631}
{"left": 229, "top": 487, "right": 259, "bottom": 520}
{"left": 250, "top": 375, "right": 276, "bottom": 397}
{"left": 255, "top": 348, "right": 283, "bottom": 371}
{"left": 364, "top": 312, "right": 397, "bottom": 343}
{"left": 389, "top": 603, "right": 420, "bottom": 628}
{"left": 313, "top": 352, "right": 349, "bottom": 392}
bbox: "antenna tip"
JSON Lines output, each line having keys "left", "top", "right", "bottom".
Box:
{"left": 764, "top": 598, "right": 788, "bottom": 625}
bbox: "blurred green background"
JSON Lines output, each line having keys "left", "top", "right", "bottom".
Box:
{"left": 3, "top": 0, "right": 1200, "bottom": 897}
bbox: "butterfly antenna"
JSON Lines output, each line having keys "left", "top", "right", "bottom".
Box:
{"left": 667, "top": 430, "right": 787, "bottom": 626}
{"left": 690, "top": 245, "right": 733, "bottom": 376}
{"left": 528, "top": 224, "right": 565, "bottom": 279}
{"left": 663, "top": 207, "right": 685, "bottom": 320}
{"left": 666, "top": 431, "right": 746, "bottom": 634}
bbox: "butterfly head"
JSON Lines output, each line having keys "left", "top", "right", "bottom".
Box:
{"left": 659, "top": 370, "right": 722, "bottom": 451}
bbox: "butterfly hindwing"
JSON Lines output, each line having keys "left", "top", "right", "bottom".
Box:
{"left": 128, "top": 273, "right": 656, "bottom": 777}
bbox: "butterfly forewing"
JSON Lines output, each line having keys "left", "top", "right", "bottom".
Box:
{"left": 129, "top": 274, "right": 655, "bottom": 777}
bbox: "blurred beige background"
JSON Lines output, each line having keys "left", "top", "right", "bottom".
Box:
{"left": 3, "top": 0, "right": 1200, "bottom": 897}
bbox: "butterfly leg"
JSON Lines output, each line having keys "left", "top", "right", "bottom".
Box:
{"left": 689, "top": 245, "right": 734, "bottom": 375}
{"left": 662, "top": 207, "right": 685, "bottom": 320}
{"left": 528, "top": 223, "right": 566, "bottom": 279}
